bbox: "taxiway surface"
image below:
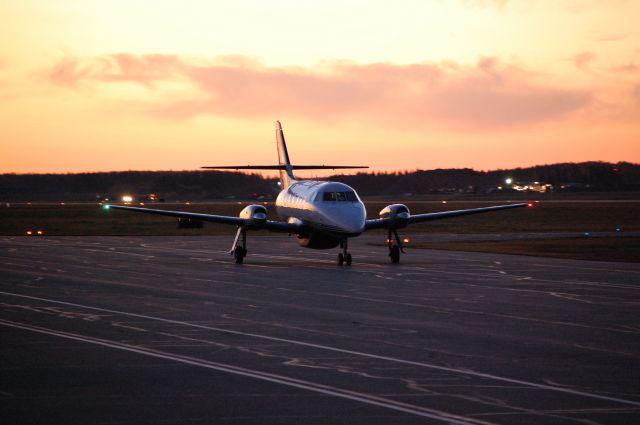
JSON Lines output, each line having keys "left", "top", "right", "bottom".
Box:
{"left": 1, "top": 235, "right": 639, "bottom": 424}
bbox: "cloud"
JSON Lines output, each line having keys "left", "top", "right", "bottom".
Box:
{"left": 632, "top": 84, "right": 640, "bottom": 104}
{"left": 46, "top": 54, "right": 592, "bottom": 130}
{"left": 612, "top": 62, "right": 638, "bottom": 73}
{"left": 47, "top": 54, "right": 182, "bottom": 87}
{"left": 571, "top": 51, "right": 597, "bottom": 70}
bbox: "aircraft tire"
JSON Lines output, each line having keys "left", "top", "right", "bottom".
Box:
{"left": 345, "top": 253, "right": 352, "bottom": 266}
{"left": 337, "top": 253, "right": 344, "bottom": 265}
{"left": 390, "top": 245, "right": 400, "bottom": 263}
{"left": 234, "top": 247, "right": 245, "bottom": 264}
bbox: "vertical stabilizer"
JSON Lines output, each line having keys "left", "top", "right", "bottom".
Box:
{"left": 276, "top": 121, "right": 296, "bottom": 188}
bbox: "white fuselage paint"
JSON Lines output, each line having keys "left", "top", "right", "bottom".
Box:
{"left": 275, "top": 180, "right": 366, "bottom": 236}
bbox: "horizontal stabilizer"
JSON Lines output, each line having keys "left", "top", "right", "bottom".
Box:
{"left": 202, "top": 165, "right": 368, "bottom": 170}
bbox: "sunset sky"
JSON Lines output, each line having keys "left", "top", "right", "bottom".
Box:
{"left": 1, "top": 0, "right": 638, "bottom": 174}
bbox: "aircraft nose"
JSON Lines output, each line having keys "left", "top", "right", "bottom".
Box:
{"left": 319, "top": 203, "right": 366, "bottom": 234}
{"left": 338, "top": 208, "right": 366, "bottom": 234}
{"left": 348, "top": 217, "right": 365, "bottom": 233}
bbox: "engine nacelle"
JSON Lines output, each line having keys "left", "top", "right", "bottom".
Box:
{"left": 379, "top": 204, "right": 410, "bottom": 229}
{"left": 239, "top": 204, "right": 267, "bottom": 228}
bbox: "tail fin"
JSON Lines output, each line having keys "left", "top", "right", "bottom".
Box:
{"left": 275, "top": 121, "right": 295, "bottom": 188}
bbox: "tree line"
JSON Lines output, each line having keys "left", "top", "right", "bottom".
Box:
{"left": 1, "top": 161, "right": 638, "bottom": 201}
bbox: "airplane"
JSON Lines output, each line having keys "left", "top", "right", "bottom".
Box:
{"left": 105, "top": 121, "right": 531, "bottom": 265}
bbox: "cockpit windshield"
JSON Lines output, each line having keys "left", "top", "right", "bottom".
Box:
{"left": 322, "top": 191, "right": 358, "bottom": 202}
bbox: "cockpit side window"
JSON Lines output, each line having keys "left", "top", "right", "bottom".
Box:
{"left": 345, "top": 191, "right": 358, "bottom": 202}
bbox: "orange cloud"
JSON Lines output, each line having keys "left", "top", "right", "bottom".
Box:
{"left": 47, "top": 54, "right": 592, "bottom": 130}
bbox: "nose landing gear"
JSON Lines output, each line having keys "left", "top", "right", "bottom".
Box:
{"left": 388, "top": 230, "right": 405, "bottom": 264}
{"left": 338, "top": 238, "right": 352, "bottom": 266}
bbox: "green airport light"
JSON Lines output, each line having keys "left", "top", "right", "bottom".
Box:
{"left": 103, "top": 204, "right": 111, "bottom": 210}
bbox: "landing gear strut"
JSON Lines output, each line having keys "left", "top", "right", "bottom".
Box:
{"left": 338, "top": 238, "right": 352, "bottom": 266}
{"left": 230, "top": 227, "right": 247, "bottom": 264}
{"left": 388, "top": 230, "right": 405, "bottom": 264}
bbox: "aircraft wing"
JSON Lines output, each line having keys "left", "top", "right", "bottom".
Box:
{"left": 365, "top": 203, "right": 529, "bottom": 230}
{"left": 105, "top": 205, "right": 301, "bottom": 233}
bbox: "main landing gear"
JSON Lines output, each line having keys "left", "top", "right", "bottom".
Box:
{"left": 230, "top": 227, "right": 247, "bottom": 264}
{"left": 388, "top": 229, "right": 405, "bottom": 264}
{"left": 337, "top": 238, "right": 352, "bottom": 266}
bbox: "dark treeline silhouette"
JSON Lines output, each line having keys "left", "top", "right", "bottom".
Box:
{"left": 0, "top": 171, "right": 274, "bottom": 201}
{"left": 1, "top": 162, "right": 638, "bottom": 201}
{"left": 333, "top": 162, "right": 640, "bottom": 196}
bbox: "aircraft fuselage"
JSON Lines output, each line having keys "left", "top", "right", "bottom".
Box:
{"left": 275, "top": 180, "right": 366, "bottom": 248}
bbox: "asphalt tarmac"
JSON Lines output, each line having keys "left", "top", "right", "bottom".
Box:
{"left": 1, "top": 235, "right": 639, "bottom": 424}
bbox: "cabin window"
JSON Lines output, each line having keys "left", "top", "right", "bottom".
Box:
{"left": 322, "top": 191, "right": 358, "bottom": 202}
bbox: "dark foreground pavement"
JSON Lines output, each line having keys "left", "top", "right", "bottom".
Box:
{"left": 1, "top": 235, "right": 639, "bottom": 424}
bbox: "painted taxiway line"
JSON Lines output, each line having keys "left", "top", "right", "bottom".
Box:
{"left": 0, "top": 319, "right": 492, "bottom": 425}
{"left": 2, "top": 290, "right": 639, "bottom": 408}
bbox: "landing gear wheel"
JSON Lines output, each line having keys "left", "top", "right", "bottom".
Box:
{"left": 338, "top": 238, "right": 352, "bottom": 266}
{"left": 389, "top": 245, "right": 400, "bottom": 264}
{"left": 230, "top": 227, "right": 248, "bottom": 264}
{"left": 234, "top": 246, "right": 246, "bottom": 264}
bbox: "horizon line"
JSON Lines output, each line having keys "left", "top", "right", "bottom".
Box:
{"left": 0, "top": 160, "right": 635, "bottom": 177}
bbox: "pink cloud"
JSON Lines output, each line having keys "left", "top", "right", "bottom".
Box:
{"left": 48, "top": 54, "right": 182, "bottom": 87}
{"left": 48, "top": 57, "right": 90, "bottom": 87}
{"left": 571, "top": 51, "right": 597, "bottom": 70}
{"left": 612, "top": 62, "right": 638, "bottom": 73}
{"left": 46, "top": 54, "right": 592, "bottom": 129}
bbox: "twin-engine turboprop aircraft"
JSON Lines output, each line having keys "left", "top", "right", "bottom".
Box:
{"left": 106, "top": 121, "right": 530, "bottom": 265}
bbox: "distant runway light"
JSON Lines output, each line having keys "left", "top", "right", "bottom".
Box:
{"left": 505, "top": 178, "right": 513, "bottom": 185}
{"left": 122, "top": 195, "right": 133, "bottom": 203}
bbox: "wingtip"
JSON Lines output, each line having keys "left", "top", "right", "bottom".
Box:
{"left": 275, "top": 120, "right": 282, "bottom": 129}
